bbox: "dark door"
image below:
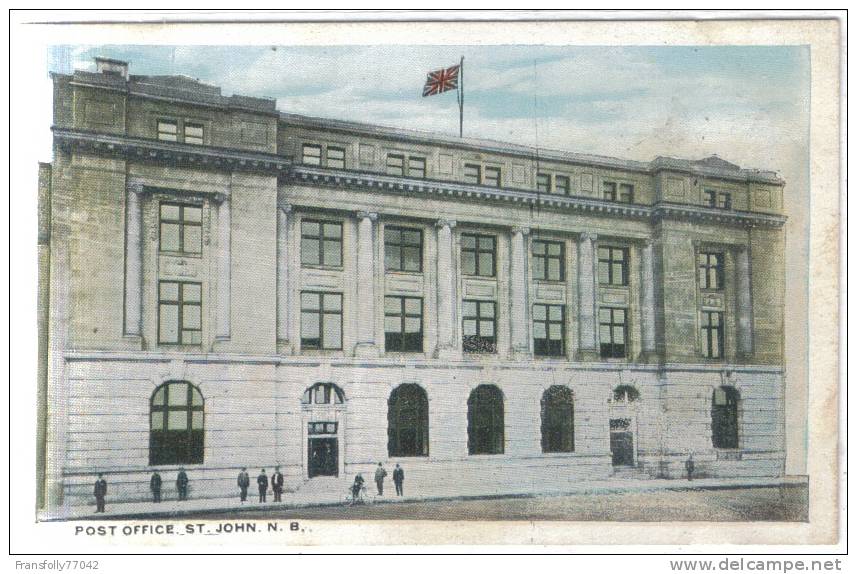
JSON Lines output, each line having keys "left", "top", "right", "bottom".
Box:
{"left": 308, "top": 437, "right": 338, "bottom": 477}
{"left": 610, "top": 431, "right": 634, "bottom": 467}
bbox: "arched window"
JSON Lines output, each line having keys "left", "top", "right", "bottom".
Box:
{"left": 712, "top": 386, "right": 740, "bottom": 449}
{"left": 149, "top": 381, "right": 204, "bottom": 466}
{"left": 467, "top": 385, "right": 504, "bottom": 455}
{"left": 612, "top": 385, "right": 640, "bottom": 403}
{"left": 302, "top": 382, "right": 345, "bottom": 405}
{"left": 387, "top": 384, "right": 429, "bottom": 457}
{"left": 541, "top": 385, "right": 575, "bottom": 453}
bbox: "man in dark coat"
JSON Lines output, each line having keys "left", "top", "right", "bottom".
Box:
{"left": 271, "top": 466, "right": 284, "bottom": 502}
{"left": 93, "top": 473, "right": 107, "bottom": 513}
{"left": 150, "top": 471, "right": 162, "bottom": 503}
{"left": 685, "top": 454, "right": 695, "bottom": 481}
{"left": 374, "top": 462, "right": 387, "bottom": 496}
{"left": 237, "top": 467, "right": 250, "bottom": 502}
{"left": 392, "top": 464, "right": 404, "bottom": 497}
{"left": 176, "top": 468, "right": 189, "bottom": 501}
{"left": 257, "top": 469, "right": 268, "bottom": 503}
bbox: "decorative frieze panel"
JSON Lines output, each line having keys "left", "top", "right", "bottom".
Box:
{"left": 159, "top": 257, "right": 202, "bottom": 279}
{"left": 463, "top": 278, "right": 497, "bottom": 299}
{"left": 700, "top": 292, "right": 725, "bottom": 310}
{"left": 301, "top": 268, "right": 344, "bottom": 290}
{"left": 385, "top": 273, "right": 424, "bottom": 295}
{"left": 535, "top": 283, "right": 566, "bottom": 302}
{"left": 600, "top": 289, "right": 630, "bottom": 306}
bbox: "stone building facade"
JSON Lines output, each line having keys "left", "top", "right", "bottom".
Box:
{"left": 38, "top": 58, "right": 787, "bottom": 509}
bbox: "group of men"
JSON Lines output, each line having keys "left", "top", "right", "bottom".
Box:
{"left": 351, "top": 463, "right": 405, "bottom": 502}
{"left": 92, "top": 468, "right": 189, "bottom": 513}
{"left": 237, "top": 466, "right": 285, "bottom": 503}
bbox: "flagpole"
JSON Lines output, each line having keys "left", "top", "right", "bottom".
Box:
{"left": 458, "top": 56, "right": 464, "bottom": 138}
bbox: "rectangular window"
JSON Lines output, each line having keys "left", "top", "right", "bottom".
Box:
{"left": 464, "top": 163, "right": 481, "bottom": 184}
{"left": 701, "top": 311, "right": 724, "bottom": 359}
{"left": 158, "top": 281, "right": 202, "bottom": 345}
{"left": 598, "top": 246, "right": 629, "bottom": 286}
{"left": 533, "top": 304, "right": 565, "bottom": 357}
{"left": 554, "top": 175, "right": 570, "bottom": 195}
{"left": 159, "top": 202, "right": 202, "bottom": 254}
{"left": 532, "top": 239, "right": 564, "bottom": 281}
{"left": 326, "top": 146, "right": 346, "bottom": 169}
{"left": 462, "top": 300, "right": 496, "bottom": 353}
{"left": 483, "top": 166, "right": 501, "bottom": 187}
{"left": 300, "top": 292, "right": 343, "bottom": 350}
{"left": 697, "top": 252, "right": 725, "bottom": 290}
{"left": 717, "top": 192, "right": 732, "bottom": 209}
{"left": 386, "top": 153, "right": 405, "bottom": 176}
{"left": 308, "top": 422, "right": 338, "bottom": 435}
{"left": 618, "top": 183, "right": 634, "bottom": 203}
{"left": 384, "top": 296, "right": 423, "bottom": 352}
{"left": 704, "top": 189, "right": 732, "bottom": 209}
{"left": 157, "top": 119, "right": 178, "bottom": 142}
{"left": 599, "top": 307, "right": 627, "bottom": 359}
{"left": 602, "top": 181, "right": 617, "bottom": 201}
{"left": 536, "top": 173, "right": 551, "bottom": 193}
{"left": 461, "top": 233, "right": 496, "bottom": 277}
{"left": 301, "top": 219, "right": 343, "bottom": 267}
{"left": 407, "top": 156, "right": 427, "bottom": 178}
{"left": 384, "top": 226, "right": 423, "bottom": 272}
{"left": 183, "top": 123, "right": 204, "bottom": 145}
{"left": 302, "top": 144, "right": 322, "bottom": 166}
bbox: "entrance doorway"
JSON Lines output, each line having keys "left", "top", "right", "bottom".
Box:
{"left": 308, "top": 437, "right": 338, "bottom": 478}
{"left": 610, "top": 418, "right": 634, "bottom": 467}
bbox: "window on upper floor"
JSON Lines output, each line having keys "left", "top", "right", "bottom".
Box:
{"left": 183, "top": 123, "right": 204, "bottom": 145}
{"left": 464, "top": 163, "right": 481, "bottom": 185}
{"left": 384, "top": 296, "right": 423, "bottom": 352}
{"left": 386, "top": 154, "right": 427, "bottom": 178}
{"left": 158, "top": 281, "right": 202, "bottom": 345}
{"left": 700, "top": 311, "right": 724, "bottom": 359}
{"left": 533, "top": 304, "right": 565, "bottom": 357}
{"left": 602, "top": 181, "right": 617, "bottom": 201}
{"left": 603, "top": 181, "right": 634, "bottom": 203}
{"left": 555, "top": 175, "right": 571, "bottom": 195}
{"left": 327, "top": 146, "right": 346, "bottom": 169}
{"left": 537, "top": 173, "right": 551, "bottom": 193}
{"left": 157, "top": 119, "right": 179, "bottom": 142}
{"left": 461, "top": 233, "right": 496, "bottom": 277}
{"left": 159, "top": 202, "right": 202, "bottom": 255}
{"left": 532, "top": 239, "right": 565, "bottom": 281}
{"left": 462, "top": 300, "right": 496, "bottom": 354}
{"left": 385, "top": 226, "right": 423, "bottom": 272}
{"left": 300, "top": 291, "right": 343, "bottom": 350}
{"left": 301, "top": 219, "right": 343, "bottom": 267}
{"left": 698, "top": 252, "right": 725, "bottom": 290}
{"left": 598, "top": 246, "right": 629, "bottom": 286}
{"left": 599, "top": 306, "right": 627, "bottom": 359}
{"left": 302, "top": 143, "right": 322, "bottom": 166}
{"left": 408, "top": 156, "right": 427, "bottom": 178}
{"left": 704, "top": 189, "right": 732, "bottom": 210}
{"left": 386, "top": 153, "right": 405, "bottom": 176}
{"left": 484, "top": 166, "right": 502, "bottom": 187}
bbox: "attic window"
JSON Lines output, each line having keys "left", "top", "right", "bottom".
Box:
{"left": 157, "top": 120, "right": 179, "bottom": 142}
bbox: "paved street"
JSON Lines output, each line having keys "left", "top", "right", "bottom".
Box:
{"left": 189, "top": 485, "right": 807, "bottom": 522}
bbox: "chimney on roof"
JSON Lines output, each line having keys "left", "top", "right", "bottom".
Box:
{"left": 95, "top": 57, "right": 128, "bottom": 80}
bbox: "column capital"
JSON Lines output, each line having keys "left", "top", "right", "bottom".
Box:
{"left": 356, "top": 211, "right": 378, "bottom": 221}
{"left": 580, "top": 231, "right": 597, "bottom": 243}
{"left": 213, "top": 191, "right": 230, "bottom": 204}
{"left": 278, "top": 200, "right": 293, "bottom": 212}
{"left": 734, "top": 243, "right": 749, "bottom": 253}
{"left": 127, "top": 180, "right": 146, "bottom": 195}
{"left": 436, "top": 218, "right": 457, "bottom": 229}
{"left": 643, "top": 238, "right": 655, "bottom": 248}
{"left": 511, "top": 226, "right": 531, "bottom": 236}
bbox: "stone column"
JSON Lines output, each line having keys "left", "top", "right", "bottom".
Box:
{"left": 123, "top": 181, "right": 144, "bottom": 337}
{"left": 276, "top": 202, "right": 292, "bottom": 348}
{"left": 640, "top": 239, "right": 658, "bottom": 361}
{"left": 215, "top": 192, "right": 231, "bottom": 340}
{"left": 435, "top": 219, "right": 458, "bottom": 359}
{"left": 355, "top": 211, "right": 379, "bottom": 357}
{"left": 577, "top": 232, "right": 598, "bottom": 361}
{"left": 510, "top": 226, "right": 531, "bottom": 358}
{"left": 735, "top": 246, "right": 754, "bottom": 359}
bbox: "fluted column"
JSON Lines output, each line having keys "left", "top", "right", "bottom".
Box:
{"left": 735, "top": 246, "right": 754, "bottom": 359}
{"left": 640, "top": 239, "right": 657, "bottom": 361}
{"left": 435, "top": 219, "right": 458, "bottom": 359}
{"left": 510, "top": 226, "right": 531, "bottom": 357}
{"left": 276, "top": 202, "right": 292, "bottom": 348}
{"left": 577, "top": 232, "right": 598, "bottom": 361}
{"left": 215, "top": 192, "right": 231, "bottom": 340}
{"left": 123, "top": 181, "right": 144, "bottom": 337}
{"left": 355, "top": 211, "right": 379, "bottom": 357}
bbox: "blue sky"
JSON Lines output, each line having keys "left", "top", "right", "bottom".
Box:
{"left": 49, "top": 44, "right": 808, "bottom": 179}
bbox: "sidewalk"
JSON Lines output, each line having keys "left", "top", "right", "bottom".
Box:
{"left": 41, "top": 475, "right": 807, "bottom": 521}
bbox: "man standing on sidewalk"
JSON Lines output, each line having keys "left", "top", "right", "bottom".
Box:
{"left": 237, "top": 467, "right": 250, "bottom": 502}
{"left": 257, "top": 469, "right": 268, "bottom": 503}
{"left": 150, "top": 471, "right": 162, "bottom": 503}
{"left": 374, "top": 462, "right": 387, "bottom": 496}
{"left": 93, "top": 473, "right": 107, "bottom": 513}
{"left": 393, "top": 464, "right": 404, "bottom": 497}
{"left": 685, "top": 454, "right": 695, "bottom": 481}
{"left": 176, "top": 468, "right": 189, "bottom": 501}
{"left": 272, "top": 466, "right": 284, "bottom": 502}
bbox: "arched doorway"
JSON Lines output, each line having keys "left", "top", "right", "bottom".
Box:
{"left": 609, "top": 384, "right": 640, "bottom": 467}
{"left": 302, "top": 383, "right": 345, "bottom": 478}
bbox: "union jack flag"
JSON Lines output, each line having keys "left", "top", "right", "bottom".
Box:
{"left": 422, "top": 64, "right": 460, "bottom": 97}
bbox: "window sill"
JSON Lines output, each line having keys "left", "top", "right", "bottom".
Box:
{"left": 301, "top": 264, "right": 344, "bottom": 272}
{"left": 157, "top": 344, "right": 204, "bottom": 351}
{"left": 461, "top": 274, "right": 497, "bottom": 280}
{"left": 385, "top": 270, "right": 424, "bottom": 277}
{"left": 533, "top": 279, "right": 566, "bottom": 285}
{"left": 159, "top": 251, "right": 203, "bottom": 260}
